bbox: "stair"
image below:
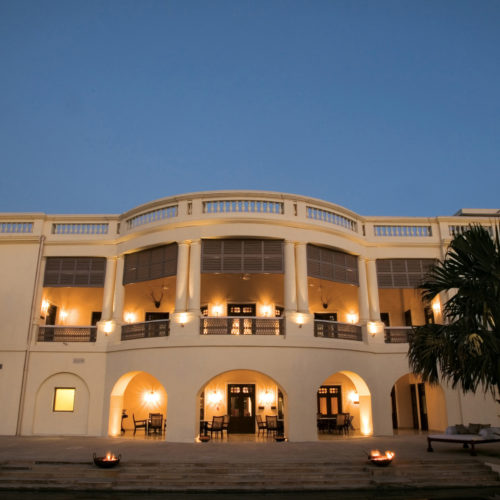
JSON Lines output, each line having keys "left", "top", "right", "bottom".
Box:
{"left": 0, "top": 458, "right": 498, "bottom": 492}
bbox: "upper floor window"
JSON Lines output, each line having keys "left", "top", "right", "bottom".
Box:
{"left": 376, "top": 259, "right": 435, "bottom": 288}
{"left": 123, "top": 243, "right": 177, "bottom": 285}
{"left": 44, "top": 257, "right": 106, "bottom": 287}
{"left": 307, "top": 245, "right": 358, "bottom": 285}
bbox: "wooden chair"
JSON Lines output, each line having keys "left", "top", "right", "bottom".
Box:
{"left": 256, "top": 415, "right": 267, "bottom": 435}
{"left": 148, "top": 413, "right": 163, "bottom": 434}
{"left": 335, "top": 413, "right": 347, "bottom": 435}
{"left": 207, "top": 416, "right": 224, "bottom": 438}
{"left": 222, "top": 414, "right": 230, "bottom": 437}
{"left": 266, "top": 415, "right": 278, "bottom": 436}
{"left": 133, "top": 413, "right": 147, "bottom": 434}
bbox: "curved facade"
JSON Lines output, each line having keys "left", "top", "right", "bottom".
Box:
{"left": 0, "top": 191, "right": 498, "bottom": 442}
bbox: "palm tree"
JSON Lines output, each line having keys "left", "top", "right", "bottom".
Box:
{"left": 408, "top": 224, "right": 500, "bottom": 397}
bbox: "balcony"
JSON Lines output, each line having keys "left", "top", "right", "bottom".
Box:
{"left": 37, "top": 326, "right": 97, "bottom": 342}
{"left": 121, "top": 319, "right": 170, "bottom": 341}
{"left": 200, "top": 317, "right": 284, "bottom": 336}
{"left": 313, "top": 320, "right": 362, "bottom": 341}
{"left": 384, "top": 327, "right": 413, "bottom": 344}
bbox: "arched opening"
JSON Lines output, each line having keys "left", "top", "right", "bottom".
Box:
{"left": 316, "top": 370, "right": 372, "bottom": 438}
{"left": 109, "top": 371, "right": 167, "bottom": 438}
{"left": 197, "top": 369, "right": 286, "bottom": 441}
{"left": 390, "top": 373, "right": 447, "bottom": 433}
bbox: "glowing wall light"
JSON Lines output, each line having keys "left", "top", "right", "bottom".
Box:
{"left": 207, "top": 389, "right": 223, "bottom": 411}
{"left": 349, "top": 391, "right": 360, "bottom": 404}
{"left": 178, "top": 312, "right": 188, "bottom": 326}
{"left": 367, "top": 321, "right": 379, "bottom": 336}
{"left": 103, "top": 321, "right": 113, "bottom": 334}
{"left": 346, "top": 313, "right": 358, "bottom": 324}
{"left": 212, "top": 305, "right": 223, "bottom": 317}
{"left": 432, "top": 300, "right": 441, "bottom": 314}
{"left": 124, "top": 312, "right": 136, "bottom": 324}
{"left": 143, "top": 390, "right": 160, "bottom": 406}
{"left": 259, "top": 389, "right": 275, "bottom": 407}
{"left": 295, "top": 313, "right": 306, "bottom": 328}
{"left": 41, "top": 299, "right": 50, "bottom": 317}
{"left": 260, "top": 305, "right": 272, "bottom": 317}
{"left": 59, "top": 310, "right": 68, "bottom": 323}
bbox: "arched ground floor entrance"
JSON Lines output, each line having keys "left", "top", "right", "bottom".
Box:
{"left": 390, "top": 373, "right": 447, "bottom": 433}
{"left": 108, "top": 371, "right": 167, "bottom": 439}
{"left": 197, "top": 369, "right": 286, "bottom": 441}
{"left": 316, "top": 370, "right": 373, "bottom": 439}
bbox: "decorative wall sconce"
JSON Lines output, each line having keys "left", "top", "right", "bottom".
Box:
{"left": 432, "top": 300, "right": 441, "bottom": 314}
{"left": 349, "top": 391, "right": 360, "bottom": 404}
{"left": 103, "top": 321, "right": 113, "bottom": 335}
{"left": 260, "top": 305, "right": 272, "bottom": 317}
{"left": 207, "top": 389, "right": 223, "bottom": 411}
{"left": 124, "top": 312, "right": 136, "bottom": 324}
{"left": 59, "top": 310, "right": 68, "bottom": 323}
{"left": 367, "top": 321, "right": 378, "bottom": 336}
{"left": 41, "top": 299, "right": 50, "bottom": 318}
{"left": 296, "top": 313, "right": 305, "bottom": 328}
{"left": 212, "top": 305, "right": 223, "bottom": 317}
{"left": 346, "top": 313, "right": 358, "bottom": 324}
{"left": 259, "top": 389, "right": 275, "bottom": 408}
{"left": 178, "top": 312, "right": 188, "bottom": 327}
{"left": 143, "top": 390, "right": 160, "bottom": 406}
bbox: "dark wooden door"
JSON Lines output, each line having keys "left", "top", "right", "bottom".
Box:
{"left": 417, "top": 383, "right": 429, "bottom": 431}
{"left": 317, "top": 386, "right": 342, "bottom": 416}
{"left": 228, "top": 384, "right": 255, "bottom": 433}
{"left": 390, "top": 387, "right": 398, "bottom": 429}
{"left": 410, "top": 384, "right": 419, "bottom": 429}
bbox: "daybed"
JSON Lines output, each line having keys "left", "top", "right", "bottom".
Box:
{"left": 427, "top": 424, "right": 500, "bottom": 456}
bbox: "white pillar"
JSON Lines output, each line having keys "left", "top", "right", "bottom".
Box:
{"left": 175, "top": 242, "right": 190, "bottom": 313}
{"left": 112, "top": 256, "right": 125, "bottom": 323}
{"left": 366, "top": 259, "right": 381, "bottom": 321}
{"left": 284, "top": 241, "right": 297, "bottom": 313}
{"left": 295, "top": 243, "right": 309, "bottom": 313}
{"left": 187, "top": 239, "right": 201, "bottom": 313}
{"left": 101, "top": 257, "right": 117, "bottom": 320}
{"left": 358, "top": 257, "right": 370, "bottom": 324}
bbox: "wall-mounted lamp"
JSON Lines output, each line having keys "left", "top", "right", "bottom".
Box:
{"left": 179, "top": 312, "right": 188, "bottom": 327}
{"left": 212, "top": 305, "right": 223, "bottom": 317}
{"left": 59, "top": 310, "right": 68, "bottom": 324}
{"left": 259, "top": 389, "right": 275, "bottom": 407}
{"left": 349, "top": 391, "right": 360, "bottom": 404}
{"left": 207, "top": 389, "right": 223, "bottom": 411}
{"left": 296, "top": 313, "right": 305, "bottom": 328}
{"left": 432, "top": 301, "right": 441, "bottom": 314}
{"left": 124, "top": 312, "right": 136, "bottom": 324}
{"left": 346, "top": 313, "right": 358, "bottom": 324}
{"left": 367, "top": 321, "right": 378, "bottom": 337}
{"left": 103, "top": 321, "right": 113, "bottom": 335}
{"left": 41, "top": 299, "right": 50, "bottom": 317}
{"left": 143, "top": 390, "right": 160, "bottom": 406}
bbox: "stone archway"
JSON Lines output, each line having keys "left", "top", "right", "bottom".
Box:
{"left": 108, "top": 371, "right": 167, "bottom": 437}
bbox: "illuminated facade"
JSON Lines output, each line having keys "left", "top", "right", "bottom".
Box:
{"left": 0, "top": 192, "right": 498, "bottom": 441}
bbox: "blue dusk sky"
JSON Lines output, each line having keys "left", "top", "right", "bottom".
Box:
{"left": 0, "top": 0, "right": 499, "bottom": 217}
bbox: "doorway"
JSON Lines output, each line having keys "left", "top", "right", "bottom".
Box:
{"left": 228, "top": 384, "right": 255, "bottom": 433}
{"left": 317, "top": 385, "right": 342, "bottom": 416}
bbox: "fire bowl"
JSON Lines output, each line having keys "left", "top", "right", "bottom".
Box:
{"left": 93, "top": 452, "right": 121, "bottom": 468}
{"left": 199, "top": 435, "right": 211, "bottom": 442}
{"left": 368, "top": 450, "right": 395, "bottom": 467}
{"left": 274, "top": 435, "right": 286, "bottom": 442}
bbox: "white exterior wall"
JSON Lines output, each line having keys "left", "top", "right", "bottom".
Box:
{"left": 1, "top": 191, "right": 499, "bottom": 440}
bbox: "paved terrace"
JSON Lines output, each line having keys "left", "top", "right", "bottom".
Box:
{"left": 0, "top": 434, "right": 500, "bottom": 495}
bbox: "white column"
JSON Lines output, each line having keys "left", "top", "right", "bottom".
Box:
{"left": 101, "top": 257, "right": 117, "bottom": 320}
{"left": 357, "top": 257, "right": 370, "bottom": 324}
{"left": 112, "top": 256, "right": 125, "bottom": 323}
{"left": 175, "top": 242, "right": 190, "bottom": 313}
{"left": 187, "top": 239, "right": 201, "bottom": 313}
{"left": 366, "top": 259, "right": 381, "bottom": 321}
{"left": 295, "top": 243, "right": 309, "bottom": 313}
{"left": 284, "top": 240, "right": 297, "bottom": 312}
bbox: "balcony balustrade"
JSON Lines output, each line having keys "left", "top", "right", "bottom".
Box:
{"left": 37, "top": 326, "right": 97, "bottom": 342}
{"left": 200, "top": 317, "right": 284, "bottom": 336}
{"left": 384, "top": 327, "right": 413, "bottom": 343}
{"left": 313, "top": 320, "right": 362, "bottom": 341}
{"left": 121, "top": 319, "right": 170, "bottom": 341}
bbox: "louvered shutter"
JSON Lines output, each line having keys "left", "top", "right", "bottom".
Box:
{"left": 307, "top": 245, "right": 359, "bottom": 285}
{"left": 376, "top": 259, "right": 436, "bottom": 288}
{"left": 43, "top": 257, "right": 106, "bottom": 287}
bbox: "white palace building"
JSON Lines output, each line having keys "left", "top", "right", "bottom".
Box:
{"left": 0, "top": 191, "right": 498, "bottom": 442}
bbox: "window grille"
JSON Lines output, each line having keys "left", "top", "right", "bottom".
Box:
{"left": 307, "top": 245, "right": 358, "bottom": 285}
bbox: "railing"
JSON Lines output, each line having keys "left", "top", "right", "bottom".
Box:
{"left": 306, "top": 206, "right": 357, "bottom": 232}
{"left": 37, "top": 326, "right": 97, "bottom": 342}
{"left": 51, "top": 223, "right": 109, "bottom": 235}
{"left": 126, "top": 205, "right": 178, "bottom": 230}
{"left": 1, "top": 222, "right": 33, "bottom": 233}
{"left": 314, "top": 320, "right": 362, "bottom": 341}
{"left": 449, "top": 225, "right": 492, "bottom": 237}
{"left": 384, "top": 327, "right": 413, "bottom": 343}
{"left": 200, "top": 317, "right": 284, "bottom": 335}
{"left": 203, "top": 200, "right": 284, "bottom": 215}
{"left": 121, "top": 319, "right": 170, "bottom": 340}
{"left": 374, "top": 225, "right": 432, "bottom": 237}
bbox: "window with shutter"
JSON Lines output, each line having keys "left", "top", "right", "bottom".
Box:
{"left": 201, "top": 239, "right": 283, "bottom": 273}
{"left": 123, "top": 243, "right": 178, "bottom": 285}
{"left": 307, "top": 245, "right": 359, "bottom": 285}
{"left": 43, "top": 257, "right": 106, "bottom": 287}
{"left": 376, "top": 259, "right": 436, "bottom": 288}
